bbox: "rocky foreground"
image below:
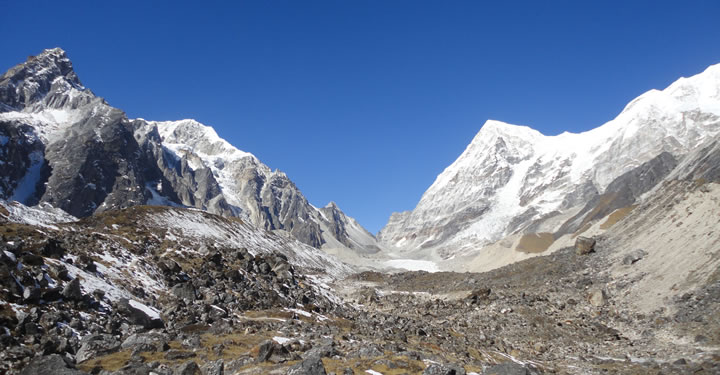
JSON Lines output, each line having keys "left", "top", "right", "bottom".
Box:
{"left": 1, "top": 202, "right": 719, "bottom": 375}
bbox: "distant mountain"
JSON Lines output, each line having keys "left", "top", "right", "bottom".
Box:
{"left": 0, "top": 48, "right": 378, "bottom": 252}
{"left": 378, "top": 62, "right": 720, "bottom": 259}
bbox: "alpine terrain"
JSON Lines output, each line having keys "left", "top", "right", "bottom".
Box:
{"left": 1, "top": 48, "right": 719, "bottom": 375}
{"left": 0, "top": 48, "right": 378, "bottom": 253}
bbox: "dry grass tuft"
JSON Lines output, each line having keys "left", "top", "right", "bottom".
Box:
{"left": 599, "top": 205, "right": 636, "bottom": 229}
{"left": 515, "top": 233, "right": 554, "bottom": 253}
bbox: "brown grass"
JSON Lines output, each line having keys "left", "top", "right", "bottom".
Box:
{"left": 599, "top": 205, "right": 636, "bottom": 229}
{"left": 78, "top": 350, "right": 132, "bottom": 372}
{"left": 571, "top": 222, "right": 593, "bottom": 238}
{"left": 515, "top": 233, "right": 554, "bottom": 253}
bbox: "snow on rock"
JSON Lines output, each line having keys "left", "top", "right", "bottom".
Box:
{"left": 147, "top": 208, "right": 354, "bottom": 278}
{"left": 379, "top": 62, "right": 720, "bottom": 259}
{"left": 273, "top": 336, "right": 292, "bottom": 345}
{"left": 128, "top": 299, "right": 161, "bottom": 321}
{"left": 383, "top": 259, "right": 439, "bottom": 272}
{"left": 0, "top": 200, "right": 77, "bottom": 229}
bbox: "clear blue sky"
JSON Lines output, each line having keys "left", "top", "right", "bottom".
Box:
{"left": 2, "top": 1, "right": 720, "bottom": 234}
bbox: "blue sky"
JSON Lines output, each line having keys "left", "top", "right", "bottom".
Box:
{"left": 2, "top": 1, "right": 720, "bottom": 234}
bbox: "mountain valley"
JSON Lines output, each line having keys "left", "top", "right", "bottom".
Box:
{"left": 1, "top": 48, "right": 719, "bottom": 374}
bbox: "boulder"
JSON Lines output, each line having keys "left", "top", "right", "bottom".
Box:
{"left": 286, "top": 355, "right": 327, "bottom": 375}
{"left": 21, "top": 253, "right": 45, "bottom": 266}
{"left": 423, "top": 363, "right": 466, "bottom": 375}
{"left": 62, "top": 278, "right": 84, "bottom": 301}
{"left": 75, "top": 334, "right": 120, "bottom": 363}
{"left": 201, "top": 359, "right": 224, "bottom": 375}
{"left": 121, "top": 331, "right": 170, "bottom": 352}
{"left": 483, "top": 362, "right": 530, "bottom": 375}
{"left": 20, "top": 354, "right": 87, "bottom": 375}
{"left": 575, "top": 236, "right": 596, "bottom": 255}
{"left": 23, "top": 286, "right": 41, "bottom": 302}
{"left": 171, "top": 282, "right": 197, "bottom": 301}
{"left": 467, "top": 287, "right": 491, "bottom": 304}
{"left": 41, "top": 239, "right": 66, "bottom": 258}
{"left": 116, "top": 298, "right": 164, "bottom": 329}
{"left": 588, "top": 288, "right": 607, "bottom": 307}
{"left": 622, "top": 249, "right": 647, "bottom": 265}
{"left": 175, "top": 361, "right": 201, "bottom": 375}
{"left": 255, "top": 340, "right": 275, "bottom": 363}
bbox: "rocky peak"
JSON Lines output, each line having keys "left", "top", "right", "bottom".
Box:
{"left": 0, "top": 48, "right": 86, "bottom": 111}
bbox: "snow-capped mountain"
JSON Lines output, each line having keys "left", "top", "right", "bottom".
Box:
{"left": 378, "top": 62, "right": 720, "bottom": 258}
{"left": 0, "top": 48, "right": 377, "bottom": 252}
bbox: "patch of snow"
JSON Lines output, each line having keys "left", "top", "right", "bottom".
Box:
{"left": 0, "top": 201, "right": 77, "bottom": 228}
{"left": 273, "top": 336, "right": 292, "bottom": 345}
{"left": 365, "top": 370, "right": 383, "bottom": 375}
{"left": 3, "top": 251, "right": 17, "bottom": 263}
{"left": 9, "top": 151, "right": 44, "bottom": 204}
{"left": 286, "top": 308, "right": 312, "bottom": 318}
{"left": 128, "top": 299, "right": 161, "bottom": 320}
{"left": 383, "top": 259, "right": 439, "bottom": 272}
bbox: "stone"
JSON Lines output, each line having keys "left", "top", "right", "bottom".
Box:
{"left": 116, "top": 298, "right": 164, "bottom": 329}
{"left": 575, "top": 236, "right": 596, "bottom": 255}
{"left": 75, "top": 334, "right": 121, "bottom": 363}
{"left": 349, "top": 344, "right": 383, "bottom": 358}
{"left": 121, "top": 331, "right": 170, "bottom": 352}
{"left": 622, "top": 249, "right": 647, "bottom": 265}
{"left": 467, "top": 287, "right": 491, "bottom": 304}
{"left": 21, "top": 253, "right": 45, "bottom": 265}
{"left": 20, "top": 354, "right": 86, "bottom": 375}
{"left": 23, "top": 286, "right": 41, "bottom": 302}
{"left": 42, "top": 287, "right": 63, "bottom": 301}
{"left": 166, "top": 350, "right": 197, "bottom": 360}
{"left": 171, "top": 282, "right": 197, "bottom": 301}
{"left": 201, "top": 359, "right": 224, "bottom": 375}
{"left": 62, "top": 278, "right": 84, "bottom": 301}
{"left": 255, "top": 340, "right": 275, "bottom": 363}
{"left": 483, "top": 362, "right": 530, "bottom": 375}
{"left": 175, "top": 360, "right": 201, "bottom": 375}
{"left": 588, "top": 288, "right": 607, "bottom": 307}
{"left": 286, "top": 355, "right": 327, "bottom": 375}
{"left": 41, "top": 239, "right": 66, "bottom": 258}
{"left": 423, "top": 363, "right": 466, "bottom": 375}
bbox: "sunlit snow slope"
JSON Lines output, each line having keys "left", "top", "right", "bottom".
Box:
{"left": 378, "top": 63, "right": 720, "bottom": 259}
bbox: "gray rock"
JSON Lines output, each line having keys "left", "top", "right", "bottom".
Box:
{"left": 286, "top": 355, "right": 327, "bottom": 375}
{"left": 483, "top": 362, "right": 530, "bottom": 375}
{"left": 121, "top": 331, "right": 169, "bottom": 352}
{"left": 20, "top": 354, "right": 87, "bottom": 375}
{"left": 116, "top": 298, "right": 164, "bottom": 329}
{"left": 200, "top": 359, "right": 224, "bottom": 375}
{"left": 622, "top": 249, "right": 647, "bottom": 265}
{"left": 348, "top": 343, "right": 383, "bottom": 358}
{"left": 255, "top": 340, "right": 275, "bottom": 363}
{"left": 23, "top": 286, "right": 41, "bottom": 302}
{"left": 172, "top": 282, "right": 197, "bottom": 301}
{"left": 75, "top": 334, "right": 120, "bottom": 363}
{"left": 588, "top": 288, "right": 607, "bottom": 307}
{"left": 62, "top": 277, "right": 83, "bottom": 301}
{"left": 175, "top": 361, "right": 200, "bottom": 375}
{"left": 575, "top": 236, "right": 596, "bottom": 255}
{"left": 423, "top": 363, "right": 466, "bottom": 375}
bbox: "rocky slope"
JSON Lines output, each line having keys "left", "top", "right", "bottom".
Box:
{"left": 378, "top": 62, "right": 720, "bottom": 260}
{"left": 0, "top": 48, "right": 378, "bottom": 252}
{"left": 2, "top": 194, "right": 719, "bottom": 374}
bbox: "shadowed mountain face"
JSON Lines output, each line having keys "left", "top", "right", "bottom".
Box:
{"left": 0, "top": 48, "right": 377, "bottom": 250}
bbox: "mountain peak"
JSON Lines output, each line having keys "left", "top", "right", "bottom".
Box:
{"left": 479, "top": 119, "right": 543, "bottom": 138}
{"left": 0, "top": 47, "right": 83, "bottom": 111}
